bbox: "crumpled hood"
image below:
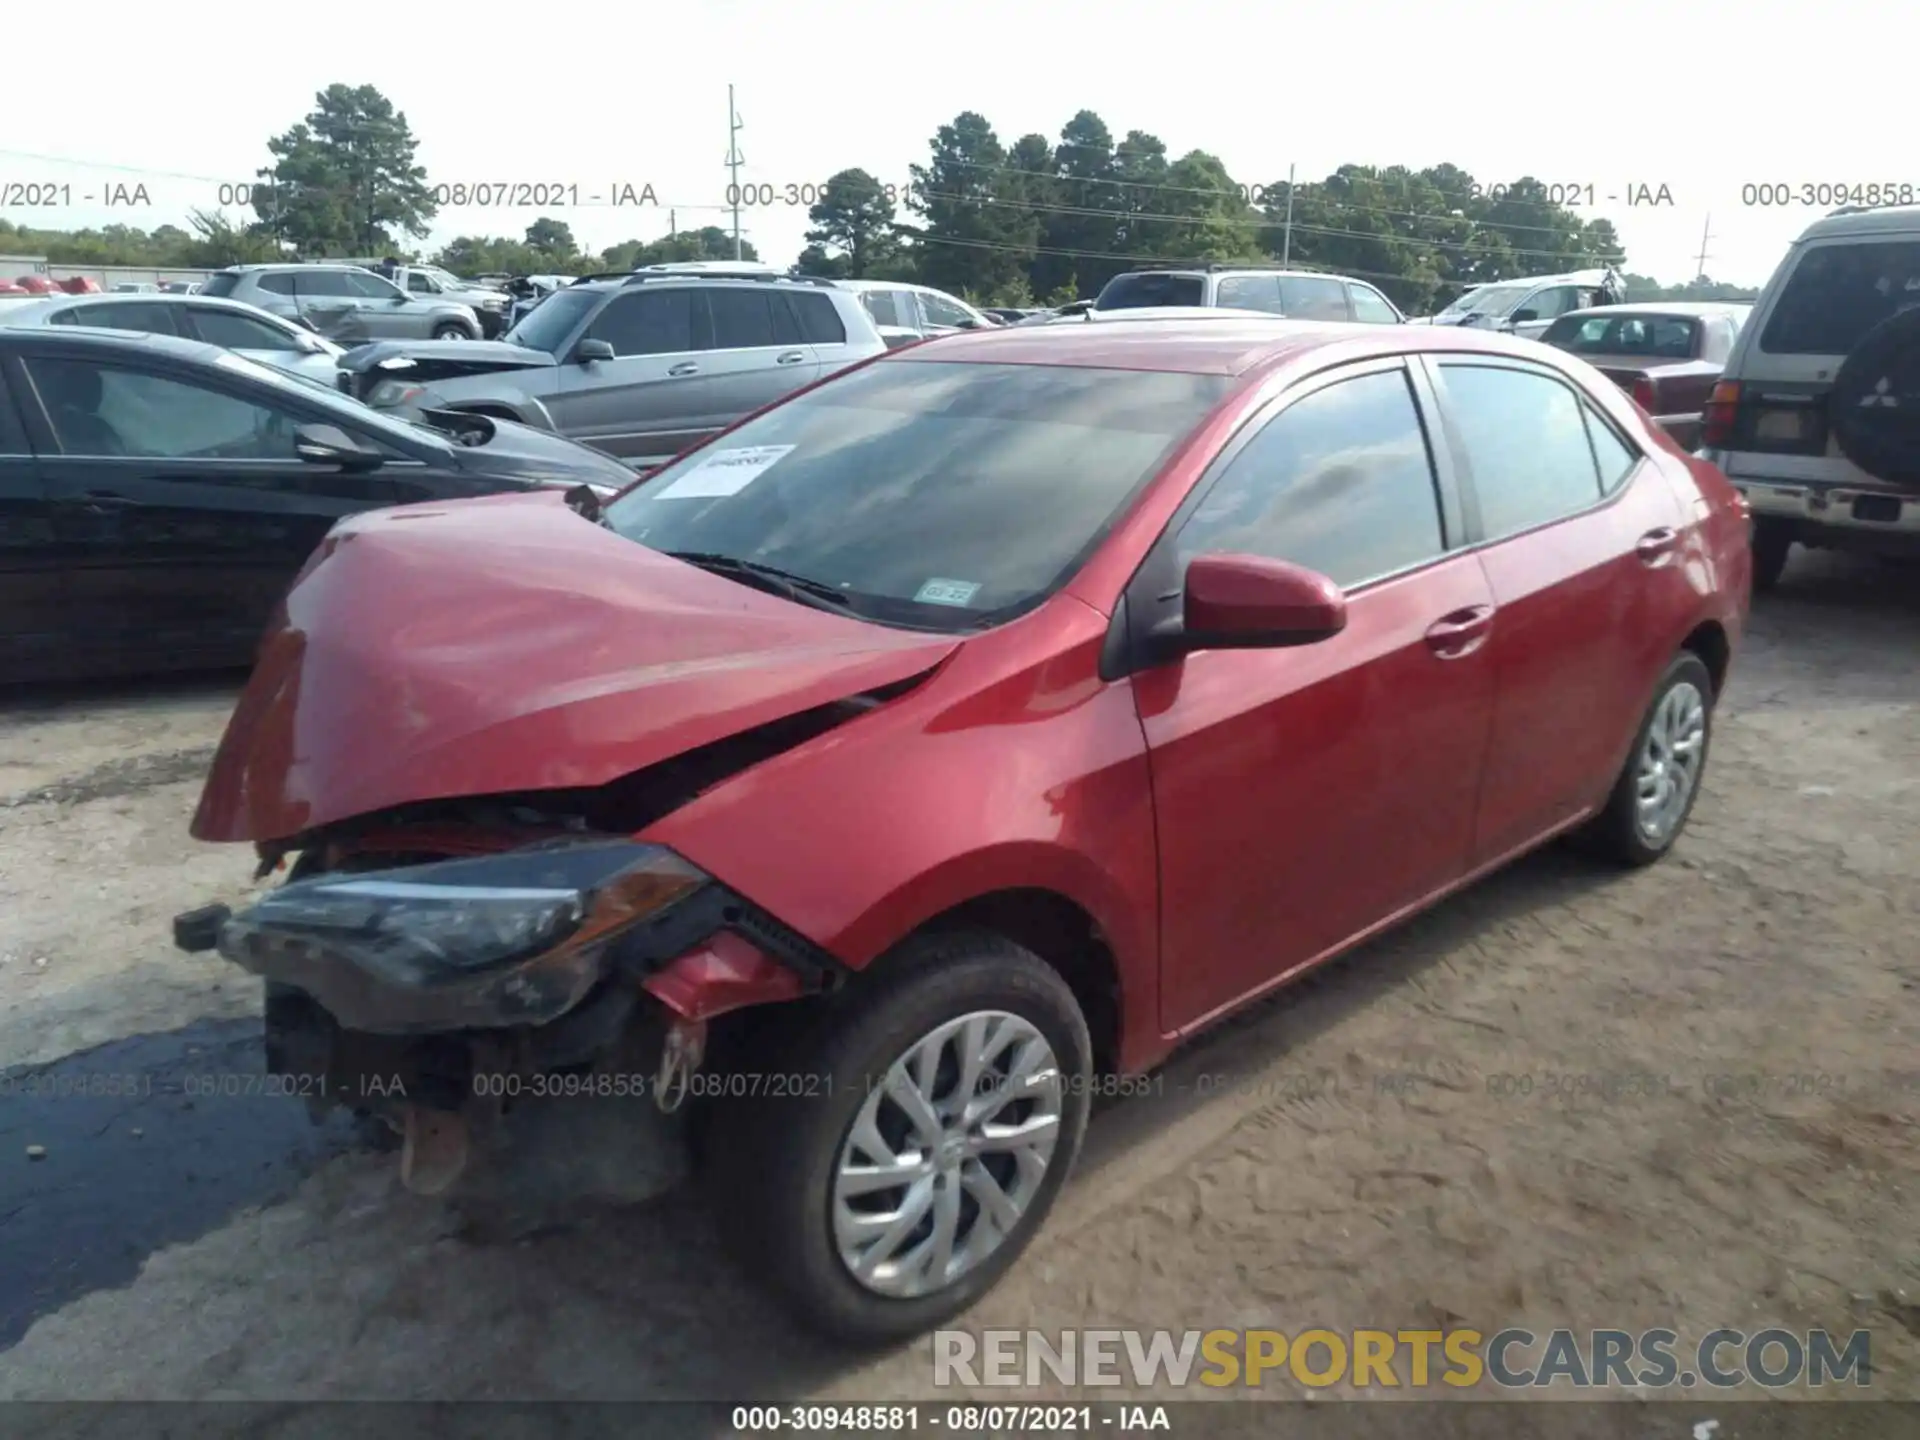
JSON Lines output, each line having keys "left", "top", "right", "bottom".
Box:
{"left": 191, "top": 493, "right": 959, "bottom": 843}
{"left": 337, "top": 338, "right": 557, "bottom": 382}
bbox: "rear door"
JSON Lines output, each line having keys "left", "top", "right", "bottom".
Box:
{"left": 1422, "top": 355, "right": 1688, "bottom": 864}
{"left": 699, "top": 285, "right": 822, "bottom": 426}
{"left": 292, "top": 270, "right": 365, "bottom": 340}
{"left": 0, "top": 360, "right": 63, "bottom": 679}
{"left": 1278, "top": 275, "right": 1354, "bottom": 321}
{"left": 789, "top": 288, "right": 865, "bottom": 376}
{"left": 549, "top": 287, "right": 710, "bottom": 465}
{"left": 15, "top": 345, "right": 403, "bottom": 668}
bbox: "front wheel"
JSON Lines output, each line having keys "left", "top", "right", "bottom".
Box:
{"left": 1579, "top": 652, "right": 1715, "bottom": 867}
{"left": 702, "top": 931, "right": 1092, "bottom": 1344}
{"left": 431, "top": 323, "right": 471, "bottom": 341}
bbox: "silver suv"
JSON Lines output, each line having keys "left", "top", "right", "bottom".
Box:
{"left": 200, "top": 264, "right": 482, "bottom": 344}
{"left": 1702, "top": 205, "right": 1920, "bottom": 589}
{"left": 334, "top": 271, "right": 887, "bottom": 469}
{"left": 1091, "top": 265, "right": 1406, "bottom": 323}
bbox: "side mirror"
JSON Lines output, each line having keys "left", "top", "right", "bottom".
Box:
{"left": 1510, "top": 308, "right": 1539, "bottom": 324}
{"left": 1157, "top": 553, "right": 1347, "bottom": 656}
{"left": 294, "top": 423, "right": 383, "bottom": 472}
{"left": 573, "top": 338, "right": 616, "bottom": 363}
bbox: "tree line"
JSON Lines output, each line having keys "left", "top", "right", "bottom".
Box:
{"left": 5, "top": 85, "right": 1757, "bottom": 309}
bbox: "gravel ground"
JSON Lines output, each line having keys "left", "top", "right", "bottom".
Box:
{"left": 0, "top": 550, "right": 1914, "bottom": 1414}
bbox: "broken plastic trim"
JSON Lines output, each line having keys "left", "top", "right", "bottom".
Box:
{"left": 217, "top": 841, "right": 708, "bottom": 1034}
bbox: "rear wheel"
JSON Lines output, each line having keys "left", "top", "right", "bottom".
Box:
{"left": 1578, "top": 652, "right": 1715, "bottom": 867}
{"left": 1751, "top": 518, "right": 1792, "bottom": 592}
{"left": 702, "top": 931, "right": 1091, "bottom": 1345}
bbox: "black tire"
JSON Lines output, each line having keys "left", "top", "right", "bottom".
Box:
{"left": 1750, "top": 518, "right": 1792, "bottom": 593}
{"left": 431, "top": 323, "right": 471, "bottom": 341}
{"left": 701, "top": 930, "right": 1092, "bottom": 1345}
{"left": 1578, "top": 652, "right": 1716, "bottom": 867}
{"left": 1829, "top": 307, "right": 1920, "bottom": 487}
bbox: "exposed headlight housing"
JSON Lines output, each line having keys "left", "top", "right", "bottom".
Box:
{"left": 219, "top": 842, "right": 708, "bottom": 1032}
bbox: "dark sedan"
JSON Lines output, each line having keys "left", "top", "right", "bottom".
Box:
{"left": 1538, "top": 303, "right": 1751, "bottom": 449}
{"left": 0, "top": 326, "right": 637, "bottom": 684}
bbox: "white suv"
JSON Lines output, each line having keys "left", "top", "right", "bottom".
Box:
{"left": 1701, "top": 205, "right": 1920, "bottom": 589}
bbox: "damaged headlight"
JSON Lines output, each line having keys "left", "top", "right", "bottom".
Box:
{"left": 219, "top": 842, "right": 708, "bottom": 1008}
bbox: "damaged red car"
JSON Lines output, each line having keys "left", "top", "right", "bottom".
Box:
{"left": 177, "top": 318, "right": 1751, "bottom": 1343}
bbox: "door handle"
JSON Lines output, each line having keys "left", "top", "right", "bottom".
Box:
{"left": 1423, "top": 604, "right": 1494, "bottom": 658}
{"left": 775, "top": 351, "right": 807, "bottom": 365}
{"left": 667, "top": 362, "right": 700, "bottom": 377}
{"left": 1636, "top": 527, "right": 1679, "bottom": 563}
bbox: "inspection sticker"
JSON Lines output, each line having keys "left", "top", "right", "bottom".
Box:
{"left": 654, "top": 445, "right": 795, "bottom": 499}
{"left": 914, "top": 578, "right": 981, "bottom": 607}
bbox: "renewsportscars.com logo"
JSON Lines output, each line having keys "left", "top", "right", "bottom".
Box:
{"left": 934, "top": 1327, "right": 1873, "bottom": 1391}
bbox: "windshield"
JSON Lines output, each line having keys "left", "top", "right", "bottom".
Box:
{"left": 504, "top": 288, "right": 601, "bottom": 353}
{"left": 1439, "top": 284, "right": 1529, "bottom": 318}
{"left": 199, "top": 273, "right": 241, "bottom": 299}
{"left": 603, "top": 360, "right": 1232, "bottom": 631}
{"left": 1758, "top": 241, "right": 1920, "bottom": 356}
{"left": 1095, "top": 273, "right": 1206, "bottom": 310}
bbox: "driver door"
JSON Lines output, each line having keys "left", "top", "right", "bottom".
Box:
{"left": 17, "top": 348, "right": 398, "bottom": 667}
{"left": 343, "top": 270, "right": 417, "bottom": 338}
{"left": 1511, "top": 286, "right": 1580, "bottom": 339}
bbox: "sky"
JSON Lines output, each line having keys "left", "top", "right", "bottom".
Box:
{"left": 0, "top": 0, "right": 1901, "bottom": 289}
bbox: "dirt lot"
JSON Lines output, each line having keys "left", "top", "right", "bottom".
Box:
{"left": 0, "top": 550, "right": 1914, "bottom": 1415}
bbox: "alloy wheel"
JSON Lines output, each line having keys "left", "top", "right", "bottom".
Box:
{"left": 1634, "top": 680, "right": 1707, "bottom": 846}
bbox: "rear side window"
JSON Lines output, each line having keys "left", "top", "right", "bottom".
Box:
{"left": 1278, "top": 276, "right": 1350, "bottom": 321}
{"left": 254, "top": 272, "right": 297, "bottom": 296}
{"left": 860, "top": 289, "right": 904, "bottom": 327}
{"left": 790, "top": 291, "right": 847, "bottom": 344}
{"left": 1177, "top": 367, "right": 1446, "bottom": 588}
{"left": 707, "top": 288, "right": 783, "bottom": 349}
{"left": 1759, "top": 240, "right": 1920, "bottom": 355}
{"left": 1095, "top": 272, "right": 1206, "bottom": 310}
{"left": 1439, "top": 364, "right": 1603, "bottom": 537}
{"left": 1215, "top": 275, "right": 1284, "bottom": 313}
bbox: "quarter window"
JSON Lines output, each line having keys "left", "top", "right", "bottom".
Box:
{"left": 1438, "top": 364, "right": 1604, "bottom": 536}
{"left": 1177, "top": 368, "right": 1446, "bottom": 588}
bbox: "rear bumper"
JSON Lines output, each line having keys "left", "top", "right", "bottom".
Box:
{"left": 1729, "top": 476, "right": 1920, "bottom": 546}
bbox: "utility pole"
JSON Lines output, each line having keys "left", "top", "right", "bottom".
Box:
{"left": 1694, "top": 213, "right": 1713, "bottom": 281}
{"left": 726, "top": 85, "right": 746, "bottom": 261}
{"left": 1280, "top": 162, "right": 1296, "bottom": 265}
{"left": 669, "top": 210, "right": 677, "bottom": 238}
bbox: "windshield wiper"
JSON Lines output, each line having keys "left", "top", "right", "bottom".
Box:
{"left": 664, "top": 551, "right": 856, "bottom": 610}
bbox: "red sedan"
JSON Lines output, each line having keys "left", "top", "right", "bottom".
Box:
{"left": 179, "top": 317, "right": 1751, "bottom": 1342}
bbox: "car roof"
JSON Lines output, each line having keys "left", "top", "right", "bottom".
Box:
{"left": 893, "top": 316, "right": 1548, "bottom": 377}
{"left": 1795, "top": 204, "right": 1920, "bottom": 242}
{"left": 1110, "top": 267, "right": 1351, "bottom": 281}
{"left": 1553, "top": 302, "right": 1751, "bottom": 321}
{"left": 0, "top": 324, "right": 235, "bottom": 365}
{"left": 568, "top": 273, "right": 845, "bottom": 295}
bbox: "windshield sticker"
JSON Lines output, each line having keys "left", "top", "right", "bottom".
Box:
{"left": 914, "top": 578, "right": 981, "bottom": 607}
{"left": 654, "top": 444, "right": 795, "bottom": 499}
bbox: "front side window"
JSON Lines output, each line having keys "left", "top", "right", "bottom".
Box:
{"left": 1348, "top": 284, "right": 1400, "bottom": 323}
{"left": 190, "top": 308, "right": 303, "bottom": 351}
{"left": 1438, "top": 363, "right": 1604, "bottom": 537}
{"left": 292, "top": 271, "right": 353, "bottom": 298}
{"left": 343, "top": 271, "right": 405, "bottom": 301}
{"left": 26, "top": 357, "right": 301, "bottom": 460}
{"left": 406, "top": 272, "right": 434, "bottom": 293}
{"left": 1516, "top": 287, "right": 1577, "bottom": 321}
{"left": 504, "top": 288, "right": 602, "bottom": 354}
{"left": 588, "top": 290, "right": 701, "bottom": 356}
{"left": 919, "top": 290, "right": 975, "bottom": 327}
{"left": 604, "top": 361, "right": 1232, "bottom": 630}
{"left": 1176, "top": 368, "right": 1445, "bottom": 588}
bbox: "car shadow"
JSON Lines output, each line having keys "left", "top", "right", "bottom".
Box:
{"left": 0, "top": 667, "right": 247, "bottom": 720}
